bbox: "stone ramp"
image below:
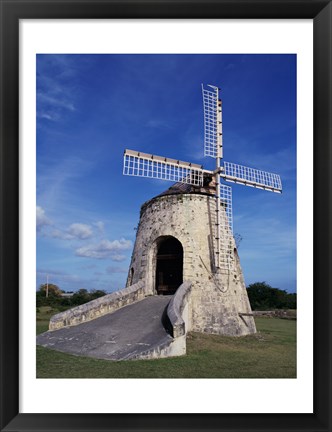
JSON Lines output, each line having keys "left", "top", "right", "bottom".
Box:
{"left": 37, "top": 296, "right": 172, "bottom": 361}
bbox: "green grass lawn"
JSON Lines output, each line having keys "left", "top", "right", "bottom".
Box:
{"left": 36, "top": 306, "right": 56, "bottom": 334}
{"left": 36, "top": 308, "right": 296, "bottom": 379}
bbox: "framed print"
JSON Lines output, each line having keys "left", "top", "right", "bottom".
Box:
{"left": 0, "top": 1, "right": 331, "bottom": 431}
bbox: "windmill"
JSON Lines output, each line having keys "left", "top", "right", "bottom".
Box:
{"left": 123, "top": 84, "right": 282, "bottom": 273}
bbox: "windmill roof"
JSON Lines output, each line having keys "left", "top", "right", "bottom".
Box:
{"left": 156, "top": 173, "right": 216, "bottom": 198}
{"left": 140, "top": 174, "right": 216, "bottom": 215}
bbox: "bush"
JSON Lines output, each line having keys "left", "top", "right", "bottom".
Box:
{"left": 247, "top": 282, "right": 296, "bottom": 310}
{"left": 36, "top": 287, "right": 107, "bottom": 309}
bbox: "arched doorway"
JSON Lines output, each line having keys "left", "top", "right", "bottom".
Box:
{"left": 156, "top": 237, "right": 183, "bottom": 295}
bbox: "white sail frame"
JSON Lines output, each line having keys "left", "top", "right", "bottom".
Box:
{"left": 123, "top": 149, "right": 204, "bottom": 186}
{"left": 222, "top": 161, "right": 282, "bottom": 193}
{"left": 202, "top": 84, "right": 219, "bottom": 159}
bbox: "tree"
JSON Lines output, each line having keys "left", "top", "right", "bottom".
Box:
{"left": 89, "top": 289, "right": 107, "bottom": 300}
{"left": 71, "top": 289, "right": 90, "bottom": 305}
{"left": 247, "top": 282, "right": 296, "bottom": 310}
{"left": 38, "top": 283, "right": 62, "bottom": 298}
{"left": 36, "top": 287, "right": 108, "bottom": 309}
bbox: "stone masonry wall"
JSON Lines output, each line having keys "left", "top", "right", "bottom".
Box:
{"left": 49, "top": 281, "right": 145, "bottom": 330}
{"left": 126, "top": 193, "right": 256, "bottom": 336}
{"left": 166, "top": 281, "right": 192, "bottom": 338}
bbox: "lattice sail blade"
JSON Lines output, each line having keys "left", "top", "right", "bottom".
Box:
{"left": 123, "top": 149, "right": 204, "bottom": 186}
{"left": 220, "top": 184, "right": 233, "bottom": 234}
{"left": 218, "top": 185, "right": 233, "bottom": 272}
{"left": 222, "top": 161, "right": 282, "bottom": 193}
{"left": 202, "top": 84, "right": 219, "bottom": 159}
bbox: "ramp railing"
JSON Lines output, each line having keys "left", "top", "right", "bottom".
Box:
{"left": 49, "top": 281, "right": 145, "bottom": 330}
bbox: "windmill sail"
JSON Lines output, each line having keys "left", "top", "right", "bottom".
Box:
{"left": 202, "top": 84, "right": 219, "bottom": 159}
{"left": 218, "top": 184, "right": 233, "bottom": 271}
{"left": 123, "top": 84, "right": 282, "bottom": 274}
{"left": 222, "top": 161, "right": 282, "bottom": 193}
{"left": 220, "top": 184, "right": 233, "bottom": 233}
{"left": 123, "top": 149, "right": 204, "bottom": 186}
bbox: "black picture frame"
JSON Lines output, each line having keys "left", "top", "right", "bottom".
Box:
{"left": 1, "top": 1, "right": 331, "bottom": 431}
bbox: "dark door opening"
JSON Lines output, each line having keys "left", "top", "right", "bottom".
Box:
{"left": 156, "top": 237, "right": 183, "bottom": 295}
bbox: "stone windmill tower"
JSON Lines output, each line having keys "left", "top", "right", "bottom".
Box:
{"left": 123, "top": 84, "right": 282, "bottom": 337}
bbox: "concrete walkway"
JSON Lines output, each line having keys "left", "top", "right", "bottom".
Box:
{"left": 37, "top": 296, "right": 172, "bottom": 361}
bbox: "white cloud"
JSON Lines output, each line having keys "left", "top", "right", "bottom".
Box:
{"left": 37, "top": 93, "right": 76, "bottom": 112}
{"left": 50, "top": 229, "right": 73, "bottom": 240}
{"left": 38, "top": 112, "right": 58, "bottom": 121}
{"left": 36, "top": 206, "right": 51, "bottom": 231}
{"left": 37, "top": 157, "right": 95, "bottom": 215}
{"left": 37, "top": 55, "right": 79, "bottom": 123}
{"left": 68, "top": 223, "right": 93, "bottom": 239}
{"left": 75, "top": 238, "right": 132, "bottom": 259}
{"left": 50, "top": 223, "right": 93, "bottom": 240}
{"left": 93, "top": 221, "right": 105, "bottom": 234}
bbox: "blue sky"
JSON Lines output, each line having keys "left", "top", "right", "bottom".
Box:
{"left": 36, "top": 54, "right": 296, "bottom": 293}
